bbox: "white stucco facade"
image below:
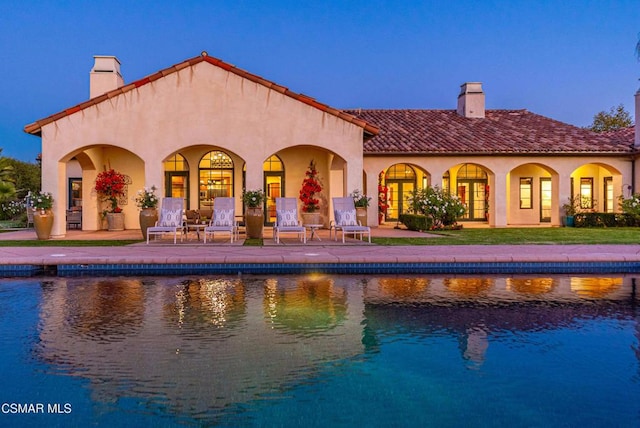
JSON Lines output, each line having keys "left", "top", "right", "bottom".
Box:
{"left": 26, "top": 53, "right": 639, "bottom": 236}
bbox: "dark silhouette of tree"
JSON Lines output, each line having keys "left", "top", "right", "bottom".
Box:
{"left": 588, "top": 104, "right": 633, "bottom": 132}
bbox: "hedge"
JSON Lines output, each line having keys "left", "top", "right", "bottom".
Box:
{"left": 399, "top": 213, "right": 433, "bottom": 231}
{"left": 573, "top": 213, "right": 640, "bottom": 227}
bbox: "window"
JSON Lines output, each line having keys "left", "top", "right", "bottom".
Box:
{"left": 519, "top": 177, "right": 532, "bottom": 209}
{"left": 580, "top": 178, "right": 593, "bottom": 209}
{"left": 199, "top": 151, "right": 234, "bottom": 208}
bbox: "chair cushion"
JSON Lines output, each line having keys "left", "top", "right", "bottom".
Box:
{"left": 336, "top": 209, "right": 357, "bottom": 226}
{"left": 212, "top": 209, "right": 234, "bottom": 226}
{"left": 277, "top": 209, "right": 298, "bottom": 227}
{"left": 160, "top": 209, "right": 182, "bottom": 227}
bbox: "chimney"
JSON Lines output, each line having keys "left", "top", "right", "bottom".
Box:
{"left": 457, "top": 82, "right": 485, "bottom": 118}
{"left": 89, "top": 56, "right": 124, "bottom": 99}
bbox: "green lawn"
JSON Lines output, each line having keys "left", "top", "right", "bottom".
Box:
{"left": 0, "top": 227, "right": 639, "bottom": 246}
{"left": 372, "top": 227, "right": 640, "bottom": 245}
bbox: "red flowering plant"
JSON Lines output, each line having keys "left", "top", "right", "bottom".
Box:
{"left": 378, "top": 172, "right": 389, "bottom": 214}
{"left": 299, "top": 160, "right": 322, "bottom": 213}
{"left": 95, "top": 169, "right": 129, "bottom": 214}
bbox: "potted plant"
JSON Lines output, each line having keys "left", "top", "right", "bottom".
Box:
{"left": 350, "top": 189, "right": 371, "bottom": 226}
{"left": 95, "top": 168, "right": 129, "bottom": 231}
{"left": 562, "top": 195, "right": 580, "bottom": 227}
{"left": 243, "top": 188, "right": 265, "bottom": 238}
{"left": 31, "top": 190, "right": 54, "bottom": 240}
{"left": 134, "top": 185, "right": 159, "bottom": 240}
{"left": 299, "top": 160, "right": 322, "bottom": 224}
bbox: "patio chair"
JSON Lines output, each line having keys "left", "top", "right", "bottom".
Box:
{"left": 66, "top": 209, "right": 82, "bottom": 229}
{"left": 204, "top": 197, "right": 237, "bottom": 243}
{"left": 273, "top": 197, "right": 306, "bottom": 244}
{"left": 146, "top": 197, "right": 185, "bottom": 244}
{"left": 330, "top": 197, "right": 371, "bottom": 243}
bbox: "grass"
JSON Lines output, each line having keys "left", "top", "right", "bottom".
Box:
{"left": 0, "top": 227, "right": 639, "bottom": 246}
{"left": 372, "top": 227, "right": 640, "bottom": 245}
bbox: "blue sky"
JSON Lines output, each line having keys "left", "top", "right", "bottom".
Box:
{"left": 1, "top": 0, "right": 638, "bottom": 162}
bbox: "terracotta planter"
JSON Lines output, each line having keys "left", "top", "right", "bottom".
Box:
{"left": 301, "top": 212, "right": 321, "bottom": 225}
{"left": 139, "top": 208, "right": 158, "bottom": 240}
{"left": 245, "top": 207, "right": 264, "bottom": 238}
{"left": 106, "top": 212, "right": 125, "bottom": 231}
{"left": 356, "top": 207, "right": 368, "bottom": 226}
{"left": 33, "top": 210, "right": 54, "bottom": 240}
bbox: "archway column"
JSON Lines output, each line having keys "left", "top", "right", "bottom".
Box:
{"left": 492, "top": 173, "right": 507, "bottom": 227}
{"left": 48, "top": 161, "right": 68, "bottom": 238}
{"left": 365, "top": 167, "right": 378, "bottom": 226}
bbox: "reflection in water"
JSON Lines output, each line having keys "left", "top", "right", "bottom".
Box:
{"left": 378, "top": 277, "right": 429, "bottom": 299}
{"left": 507, "top": 277, "right": 556, "bottom": 295}
{"left": 57, "top": 279, "right": 145, "bottom": 341}
{"left": 571, "top": 277, "right": 622, "bottom": 298}
{"left": 445, "top": 277, "right": 494, "bottom": 296}
{"left": 164, "top": 277, "right": 246, "bottom": 332}
{"left": 264, "top": 275, "right": 348, "bottom": 336}
{"left": 25, "top": 274, "right": 640, "bottom": 425}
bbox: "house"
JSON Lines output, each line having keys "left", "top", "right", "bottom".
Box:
{"left": 24, "top": 52, "right": 639, "bottom": 237}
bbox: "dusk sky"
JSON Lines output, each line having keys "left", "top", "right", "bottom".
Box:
{"left": 1, "top": 0, "right": 638, "bottom": 162}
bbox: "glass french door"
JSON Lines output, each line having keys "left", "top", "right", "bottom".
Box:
{"left": 604, "top": 177, "right": 613, "bottom": 213}
{"left": 540, "top": 178, "right": 551, "bottom": 222}
{"left": 264, "top": 172, "right": 284, "bottom": 225}
{"left": 386, "top": 181, "right": 414, "bottom": 221}
{"left": 457, "top": 180, "right": 487, "bottom": 221}
{"left": 165, "top": 171, "right": 189, "bottom": 209}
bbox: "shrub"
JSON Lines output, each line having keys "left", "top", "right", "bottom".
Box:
{"left": 406, "top": 186, "right": 466, "bottom": 228}
{"left": 399, "top": 213, "right": 433, "bottom": 231}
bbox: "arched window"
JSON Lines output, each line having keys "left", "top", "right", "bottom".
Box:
{"left": 199, "top": 151, "right": 234, "bottom": 208}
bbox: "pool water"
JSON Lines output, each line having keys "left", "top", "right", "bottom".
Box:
{"left": 0, "top": 275, "right": 639, "bottom": 427}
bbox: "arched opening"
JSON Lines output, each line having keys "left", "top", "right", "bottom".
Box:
{"left": 199, "top": 150, "right": 234, "bottom": 210}
{"left": 384, "top": 164, "right": 420, "bottom": 221}
{"left": 455, "top": 163, "right": 488, "bottom": 221}
{"left": 569, "top": 163, "right": 623, "bottom": 214}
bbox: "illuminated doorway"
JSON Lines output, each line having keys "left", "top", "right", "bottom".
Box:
{"left": 199, "top": 151, "right": 234, "bottom": 210}
{"left": 164, "top": 154, "right": 189, "bottom": 208}
{"left": 456, "top": 164, "right": 488, "bottom": 221}
{"left": 385, "top": 164, "right": 416, "bottom": 221}
{"left": 540, "top": 177, "right": 551, "bottom": 222}
{"left": 263, "top": 155, "right": 284, "bottom": 225}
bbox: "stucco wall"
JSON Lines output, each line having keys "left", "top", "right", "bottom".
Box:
{"left": 40, "top": 61, "right": 365, "bottom": 235}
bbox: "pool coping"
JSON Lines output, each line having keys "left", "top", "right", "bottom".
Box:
{"left": 2, "top": 244, "right": 640, "bottom": 277}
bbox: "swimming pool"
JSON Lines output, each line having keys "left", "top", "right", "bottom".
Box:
{"left": 0, "top": 274, "right": 638, "bottom": 427}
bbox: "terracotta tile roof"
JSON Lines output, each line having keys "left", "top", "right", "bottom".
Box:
{"left": 24, "top": 53, "right": 379, "bottom": 138}
{"left": 346, "top": 109, "right": 635, "bottom": 155}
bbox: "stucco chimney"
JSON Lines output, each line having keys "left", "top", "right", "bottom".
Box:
{"left": 635, "top": 88, "right": 640, "bottom": 148}
{"left": 89, "top": 56, "right": 124, "bottom": 99}
{"left": 457, "top": 82, "right": 485, "bottom": 119}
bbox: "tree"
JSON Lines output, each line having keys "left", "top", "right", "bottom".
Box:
{"left": 588, "top": 104, "right": 633, "bottom": 132}
{"left": 0, "top": 149, "right": 16, "bottom": 202}
{"left": 4, "top": 157, "right": 40, "bottom": 199}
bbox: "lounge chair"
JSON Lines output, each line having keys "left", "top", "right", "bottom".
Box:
{"left": 26, "top": 207, "right": 34, "bottom": 228}
{"left": 204, "top": 197, "right": 237, "bottom": 243}
{"left": 146, "top": 197, "right": 185, "bottom": 244}
{"left": 330, "top": 197, "right": 371, "bottom": 243}
{"left": 273, "top": 197, "right": 306, "bottom": 244}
